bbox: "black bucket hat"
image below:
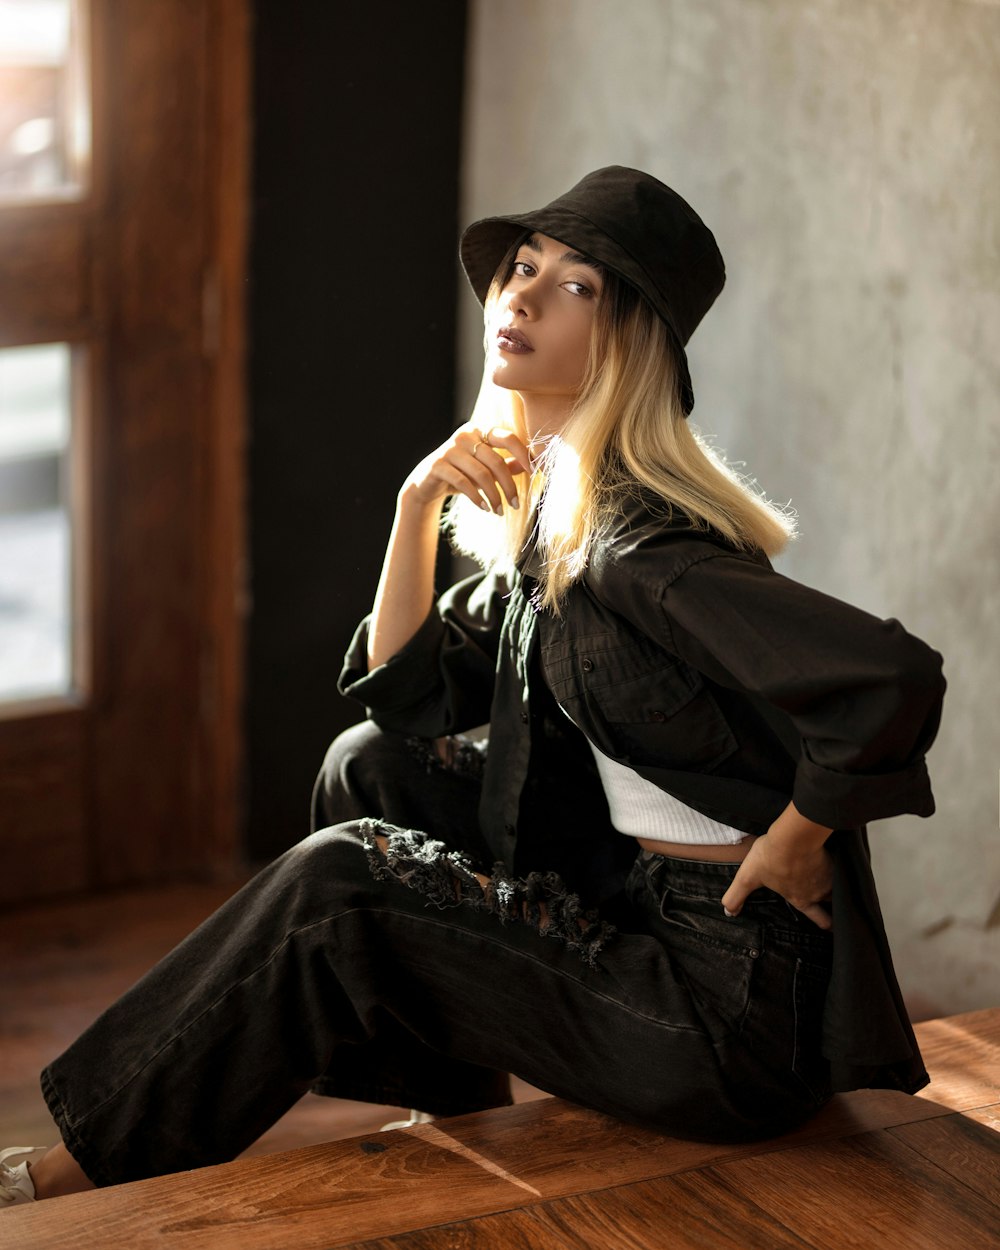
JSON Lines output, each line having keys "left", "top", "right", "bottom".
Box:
{"left": 459, "top": 165, "right": 725, "bottom": 414}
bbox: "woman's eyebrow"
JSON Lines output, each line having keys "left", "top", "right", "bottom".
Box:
{"left": 561, "top": 249, "right": 601, "bottom": 272}
{"left": 523, "top": 235, "right": 601, "bottom": 272}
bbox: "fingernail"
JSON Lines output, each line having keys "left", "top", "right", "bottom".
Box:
{"left": 723, "top": 907, "right": 735, "bottom": 918}
{"left": 508, "top": 496, "right": 519, "bottom": 510}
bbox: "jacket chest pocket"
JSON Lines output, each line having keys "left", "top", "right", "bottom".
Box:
{"left": 542, "top": 633, "right": 737, "bottom": 771}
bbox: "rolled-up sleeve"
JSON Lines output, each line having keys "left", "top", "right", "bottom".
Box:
{"left": 338, "top": 570, "right": 508, "bottom": 737}
{"left": 658, "top": 553, "right": 945, "bottom": 829}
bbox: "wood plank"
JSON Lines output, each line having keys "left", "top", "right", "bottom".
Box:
{"left": 965, "top": 1103, "right": 1000, "bottom": 1133}
{"left": 340, "top": 1102, "right": 997, "bottom": 1250}
{"left": 387, "top": 1085, "right": 950, "bottom": 1201}
{"left": 700, "top": 1129, "right": 1000, "bottom": 1250}
{"left": 913, "top": 1009, "right": 1000, "bottom": 1112}
{"left": 784, "top": 1087, "right": 953, "bottom": 1136}
{"left": 342, "top": 1207, "right": 573, "bottom": 1250}
{"left": 888, "top": 1111, "right": 1000, "bottom": 1205}
{"left": 0, "top": 1133, "right": 550, "bottom": 1250}
{"left": 371, "top": 1008, "right": 1000, "bottom": 1204}
{"left": 307, "top": 1110, "right": 1000, "bottom": 1250}
{"left": 0, "top": 1088, "right": 958, "bottom": 1250}
{"left": 514, "top": 1174, "right": 813, "bottom": 1250}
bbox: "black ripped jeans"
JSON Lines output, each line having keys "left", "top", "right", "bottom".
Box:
{"left": 42, "top": 723, "right": 833, "bottom": 1188}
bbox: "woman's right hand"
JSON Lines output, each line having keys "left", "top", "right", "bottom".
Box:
{"left": 368, "top": 426, "right": 532, "bottom": 671}
{"left": 403, "top": 425, "right": 533, "bottom": 516}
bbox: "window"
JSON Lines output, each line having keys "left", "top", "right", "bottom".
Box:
{"left": 0, "top": 342, "right": 80, "bottom": 701}
{"left": 0, "top": 0, "right": 90, "bottom": 203}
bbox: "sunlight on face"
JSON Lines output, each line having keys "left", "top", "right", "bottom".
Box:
{"left": 486, "top": 234, "right": 603, "bottom": 440}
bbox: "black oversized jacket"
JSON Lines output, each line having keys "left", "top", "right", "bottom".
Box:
{"left": 341, "top": 492, "right": 946, "bottom": 1095}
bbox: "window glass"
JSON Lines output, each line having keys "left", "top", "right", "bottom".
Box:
{"left": 0, "top": 342, "right": 76, "bottom": 701}
{"left": 0, "top": 0, "right": 90, "bottom": 201}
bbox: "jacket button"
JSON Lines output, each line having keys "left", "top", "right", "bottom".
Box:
{"left": 650, "top": 710, "right": 667, "bottom": 723}
{"left": 520, "top": 711, "right": 529, "bottom": 723}
{"left": 581, "top": 658, "right": 594, "bottom": 672}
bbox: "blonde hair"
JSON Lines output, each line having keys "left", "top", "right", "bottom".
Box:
{"left": 445, "top": 254, "right": 795, "bottom": 613}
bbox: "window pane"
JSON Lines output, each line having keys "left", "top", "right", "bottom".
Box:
{"left": 0, "top": 343, "right": 76, "bottom": 702}
{"left": 0, "top": 0, "right": 90, "bottom": 201}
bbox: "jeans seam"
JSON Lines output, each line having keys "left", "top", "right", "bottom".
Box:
{"left": 366, "top": 906, "right": 708, "bottom": 1034}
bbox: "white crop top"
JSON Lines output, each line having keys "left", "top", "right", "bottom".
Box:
{"left": 588, "top": 743, "right": 747, "bottom": 845}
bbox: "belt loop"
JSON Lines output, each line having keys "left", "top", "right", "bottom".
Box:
{"left": 639, "top": 847, "right": 666, "bottom": 891}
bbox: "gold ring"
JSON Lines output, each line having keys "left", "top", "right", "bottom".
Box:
{"left": 482, "top": 430, "right": 492, "bottom": 447}
{"left": 471, "top": 441, "right": 482, "bottom": 457}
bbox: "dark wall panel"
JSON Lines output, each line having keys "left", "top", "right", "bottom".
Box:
{"left": 248, "top": 3, "right": 468, "bottom": 858}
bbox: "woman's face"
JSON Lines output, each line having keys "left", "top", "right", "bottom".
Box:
{"left": 487, "top": 232, "right": 604, "bottom": 438}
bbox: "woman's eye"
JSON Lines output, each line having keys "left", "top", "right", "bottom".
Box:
{"left": 512, "top": 260, "right": 535, "bottom": 277}
{"left": 564, "top": 280, "right": 594, "bottom": 298}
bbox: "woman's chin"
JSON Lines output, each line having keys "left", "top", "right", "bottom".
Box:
{"left": 489, "top": 361, "right": 520, "bottom": 392}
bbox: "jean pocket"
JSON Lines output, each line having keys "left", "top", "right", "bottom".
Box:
{"left": 657, "top": 894, "right": 762, "bottom": 1037}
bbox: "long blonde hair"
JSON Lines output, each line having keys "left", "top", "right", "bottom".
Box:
{"left": 445, "top": 248, "right": 795, "bottom": 612}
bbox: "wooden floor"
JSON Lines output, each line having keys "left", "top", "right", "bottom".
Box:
{"left": 1, "top": 884, "right": 998, "bottom": 1249}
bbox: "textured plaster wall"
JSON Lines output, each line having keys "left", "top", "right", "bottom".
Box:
{"left": 460, "top": 0, "right": 1000, "bottom": 1014}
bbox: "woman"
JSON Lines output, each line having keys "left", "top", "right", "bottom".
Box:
{"left": 3, "top": 167, "right": 945, "bottom": 1203}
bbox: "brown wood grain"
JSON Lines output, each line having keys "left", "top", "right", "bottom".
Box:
{"left": 196, "top": 0, "right": 250, "bottom": 877}
{"left": 703, "top": 1128, "right": 1000, "bottom": 1250}
{"left": 0, "top": 1133, "right": 550, "bottom": 1250}
{"left": 532, "top": 1173, "right": 814, "bottom": 1250}
{"left": 0, "top": 1092, "right": 968, "bottom": 1250}
{"left": 913, "top": 1010, "right": 1000, "bottom": 1112}
{"left": 966, "top": 1103, "right": 1000, "bottom": 1133}
{"left": 888, "top": 1111, "right": 1000, "bottom": 1205}
{"left": 388, "top": 1085, "right": 951, "bottom": 1203}
{"left": 89, "top": 0, "right": 210, "bottom": 885}
{"left": 341, "top": 1207, "right": 572, "bottom": 1250}
{"left": 0, "top": 211, "right": 91, "bottom": 346}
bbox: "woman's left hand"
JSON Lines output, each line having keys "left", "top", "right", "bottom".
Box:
{"left": 721, "top": 803, "right": 834, "bottom": 930}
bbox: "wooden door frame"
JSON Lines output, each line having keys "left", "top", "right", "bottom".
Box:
{"left": 194, "top": 0, "right": 251, "bottom": 879}
{"left": 0, "top": 0, "right": 250, "bottom": 905}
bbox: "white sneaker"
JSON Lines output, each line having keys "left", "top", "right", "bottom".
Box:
{"left": 0, "top": 1147, "right": 47, "bottom": 1206}
{"left": 379, "top": 1110, "right": 436, "bottom": 1131}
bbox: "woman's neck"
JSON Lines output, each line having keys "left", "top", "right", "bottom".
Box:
{"left": 519, "top": 392, "right": 575, "bottom": 452}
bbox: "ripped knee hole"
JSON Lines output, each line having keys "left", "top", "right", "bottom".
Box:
{"left": 363, "top": 822, "right": 616, "bottom": 967}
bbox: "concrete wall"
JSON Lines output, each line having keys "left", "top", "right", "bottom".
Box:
{"left": 459, "top": 0, "right": 1000, "bottom": 1014}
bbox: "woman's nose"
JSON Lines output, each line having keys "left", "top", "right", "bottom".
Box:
{"left": 506, "top": 277, "right": 541, "bottom": 318}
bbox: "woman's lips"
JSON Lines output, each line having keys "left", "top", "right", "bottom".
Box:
{"left": 497, "top": 326, "right": 534, "bottom": 354}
